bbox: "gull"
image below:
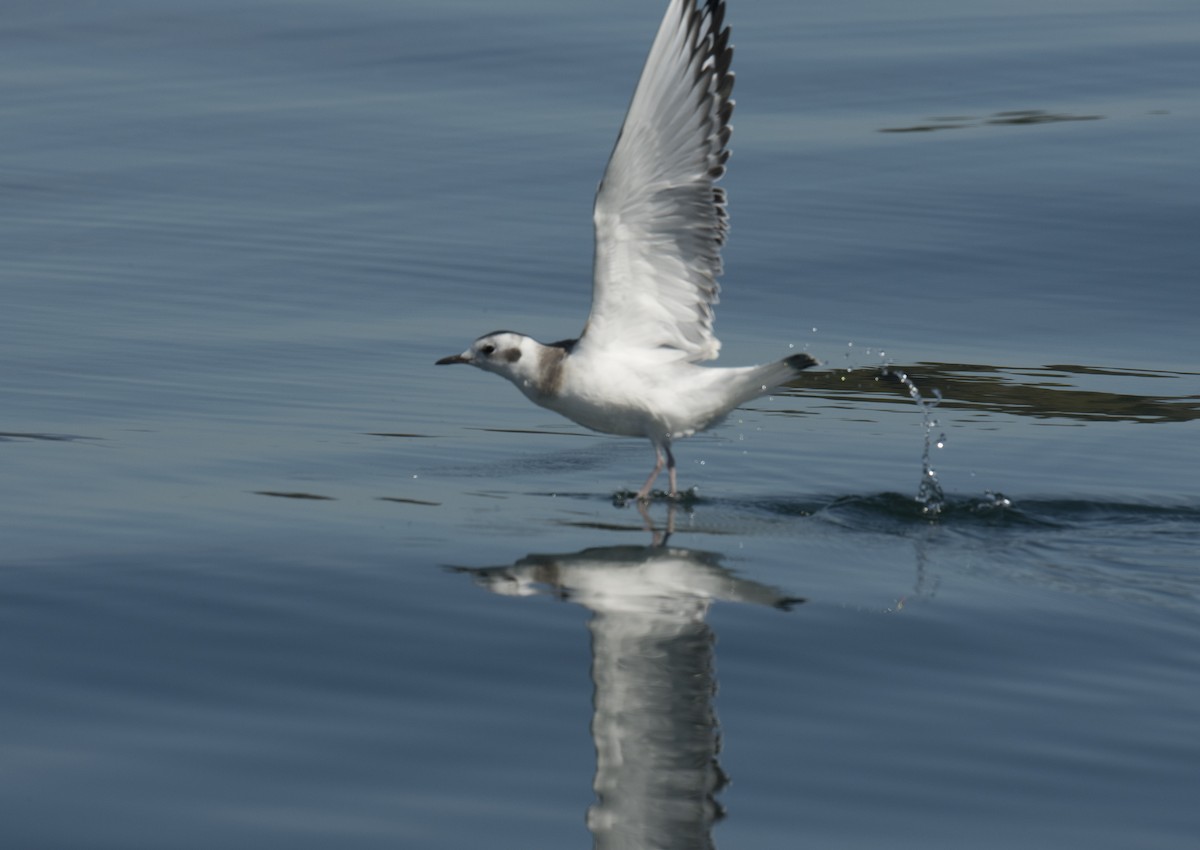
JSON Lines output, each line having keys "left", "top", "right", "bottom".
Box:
{"left": 436, "top": 0, "right": 817, "bottom": 501}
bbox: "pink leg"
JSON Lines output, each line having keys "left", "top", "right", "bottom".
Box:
{"left": 665, "top": 443, "right": 678, "bottom": 499}
{"left": 635, "top": 443, "right": 666, "bottom": 501}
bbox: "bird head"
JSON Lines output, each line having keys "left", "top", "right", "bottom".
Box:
{"left": 436, "top": 331, "right": 533, "bottom": 380}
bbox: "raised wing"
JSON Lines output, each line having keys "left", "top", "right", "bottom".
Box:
{"left": 580, "top": 0, "right": 734, "bottom": 362}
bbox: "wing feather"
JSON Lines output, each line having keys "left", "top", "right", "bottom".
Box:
{"left": 580, "top": 0, "right": 734, "bottom": 362}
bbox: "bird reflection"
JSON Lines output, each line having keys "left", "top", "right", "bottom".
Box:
{"left": 453, "top": 536, "right": 801, "bottom": 849}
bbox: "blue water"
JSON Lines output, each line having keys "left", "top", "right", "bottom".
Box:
{"left": 3, "top": 0, "right": 1198, "bottom": 847}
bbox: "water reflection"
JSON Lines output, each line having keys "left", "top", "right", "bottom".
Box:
{"left": 453, "top": 534, "right": 800, "bottom": 849}
{"left": 784, "top": 362, "right": 1199, "bottom": 424}
{"left": 879, "top": 109, "right": 1104, "bottom": 132}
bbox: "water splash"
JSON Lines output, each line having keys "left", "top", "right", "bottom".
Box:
{"left": 883, "top": 366, "right": 946, "bottom": 516}
{"left": 974, "top": 490, "right": 1013, "bottom": 511}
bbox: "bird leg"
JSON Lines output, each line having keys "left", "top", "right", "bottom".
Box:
{"left": 636, "top": 500, "right": 676, "bottom": 547}
{"left": 635, "top": 443, "right": 666, "bottom": 501}
{"left": 665, "top": 443, "right": 677, "bottom": 499}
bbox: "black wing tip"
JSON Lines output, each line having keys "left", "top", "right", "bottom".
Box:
{"left": 691, "top": 0, "right": 735, "bottom": 180}
{"left": 786, "top": 353, "right": 820, "bottom": 371}
{"left": 703, "top": 0, "right": 728, "bottom": 24}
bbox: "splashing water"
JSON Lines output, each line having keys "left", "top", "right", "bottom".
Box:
{"left": 883, "top": 366, "right": 946, "bottom": 516}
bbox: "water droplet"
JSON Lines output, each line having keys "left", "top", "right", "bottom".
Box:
{"left": 986, "top": 491, "right": 1013, "bottom": 508}
{"left": 887, "top": 366, "right": 945, "bottom": 515}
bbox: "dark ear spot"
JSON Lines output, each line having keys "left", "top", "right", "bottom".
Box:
{"left": 504, "top": 348, "right": 522, "bottom": 363}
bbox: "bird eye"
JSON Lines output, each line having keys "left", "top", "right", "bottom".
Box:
{"left": 480, "top": 344, "right": 496, "bottom": 356}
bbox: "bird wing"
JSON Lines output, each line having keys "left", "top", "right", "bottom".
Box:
{"left": 579, "top": 0, "right": 734, "bottom": 362}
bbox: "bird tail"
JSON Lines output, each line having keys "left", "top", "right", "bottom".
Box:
{"left": 735, "top": 353, "right": 818, "bottom": 404}
{"left": 676, "top": 353, "right": 820, "bottom": 438}
{"left": 700, "top": 353, "right": 819, "bottom": 421}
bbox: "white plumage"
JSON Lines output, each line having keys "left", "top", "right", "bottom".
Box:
{"left": 437, "top": 0, "right": 817, "bottom": 500}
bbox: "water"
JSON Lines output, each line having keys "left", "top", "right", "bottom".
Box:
{"left": 3, "top": 0, "right": 1199, "bottom": 847}
{"left": 882, "top": 365, "right": 947, "bottom": 514}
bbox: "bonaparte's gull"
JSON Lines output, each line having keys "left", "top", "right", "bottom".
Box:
{"left": 437, "top": 0, "right": 817, "bottom": 500}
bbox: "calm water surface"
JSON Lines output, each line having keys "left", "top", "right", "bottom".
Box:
{"left": 3, "top": 0, "right": 1198, "bottom": 847}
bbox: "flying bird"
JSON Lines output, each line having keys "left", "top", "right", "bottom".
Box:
{"left": 437, "top": 0, "right": 817, "bottom": 500}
